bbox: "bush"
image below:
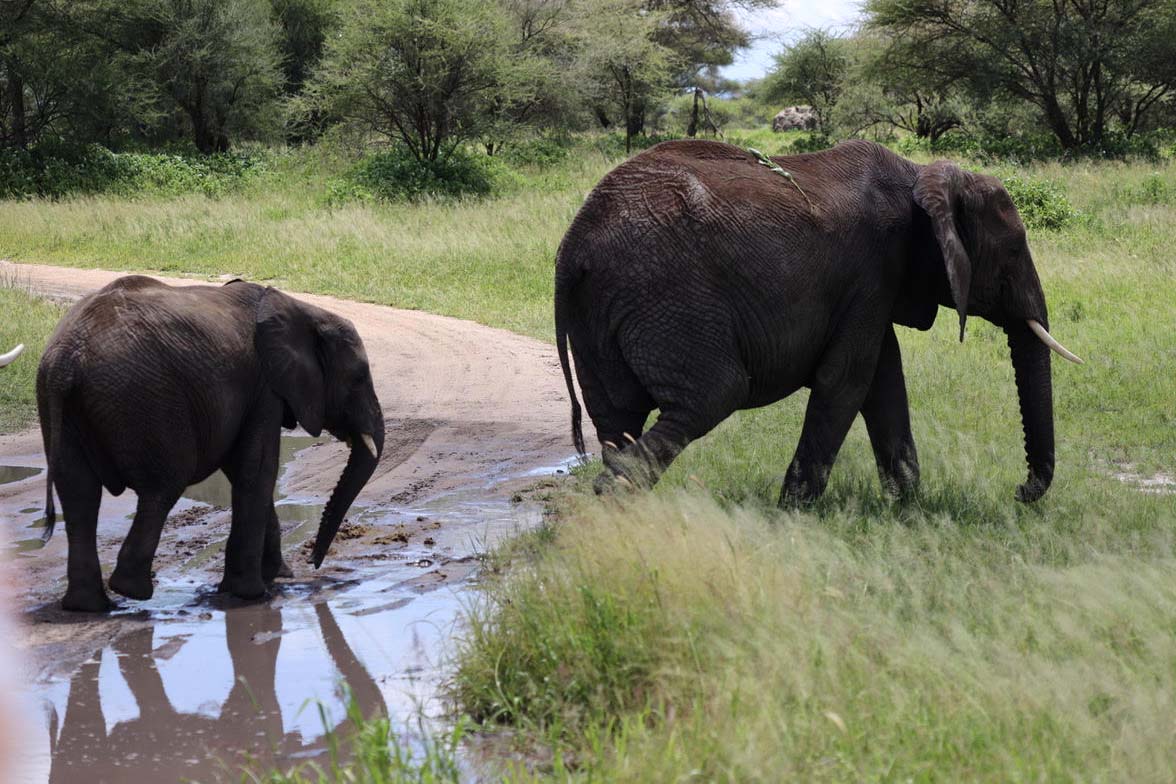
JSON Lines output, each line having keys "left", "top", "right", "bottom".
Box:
{"left": 0, "top": 144, "right": 264, "bottom": 199}
{"left": 895, "top": 129, "right": 1173, "bottom": 163}
{"left": 330, "top": 146, "right": 503, "bottom": 203}
{"left": 499, "top": 136, "right": 571, "bottom": 169}
{"left": 787, "top": 133, "right": 833, "bottom": 153}
{"left": 999, "top": 174, "right": 1078, "bottom": 230}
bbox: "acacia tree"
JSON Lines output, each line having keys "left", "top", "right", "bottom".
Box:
{"left": 571, "top": 0, "right": 675, "bottom": 152}
{"left": 123, "top": 0, "right": 284, "bottom": 153}
{"left": 848, "top": 31, "right": 964, "bottom": 142}
{"left": 308, "top": 0, "right": 526, "bottom": 161}
{"left": 762, "top": 29, "right": 849, "bottom": 135}
{"left": 482, "top": 0, "right": 584, "bottom": 154}
{"left": 868, "top": 0, "right": 1176, "bottom": 151}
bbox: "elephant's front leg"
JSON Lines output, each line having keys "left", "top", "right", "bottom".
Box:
{"left": 221, "top": 409, "right": 282, "bottom": 599}
{"left": 262, "top": 505, "right": 294, "bottom": 581}
{"left": 781, "top": 329, "right": 883, "bottom": 506}
{"left": 860, "top": 325, "right": 920, "bottom": 498}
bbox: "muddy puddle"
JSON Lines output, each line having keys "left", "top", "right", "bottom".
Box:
{"left": 3, "top": 434, "right": 562, "bottom": 783}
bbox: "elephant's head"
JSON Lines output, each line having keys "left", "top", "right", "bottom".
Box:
{"left": 913, "top": 161, "right": 1082, "bottom": 503}
{"left": 255, "top": 289, "right": 385, "bottom": 566}
{"left": 0, "top": 344, "right": 23, "bottom": 368}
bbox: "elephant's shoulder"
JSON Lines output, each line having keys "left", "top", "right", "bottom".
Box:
{"left": 99, "top": 275, "right": 168, "bottom": 294}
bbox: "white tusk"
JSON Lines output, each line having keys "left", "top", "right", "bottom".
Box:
{"left": 360, "top": 433, "right": 379, "bottom": 459}
{"left": 0, "top": 344, "right": 24, "bottom": 368}
{"left": 1027, "top": 320, "right": 1084, "bottom": 365}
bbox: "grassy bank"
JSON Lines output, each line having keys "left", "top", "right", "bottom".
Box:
{"left": 458, "top": 485, "right": 1176, "bottom": 781}
{"left": 441, "top": 153, "right": 1176, "bottom": 778}
{"left": 0, "top": 284, "right": 65, "bottom": 434}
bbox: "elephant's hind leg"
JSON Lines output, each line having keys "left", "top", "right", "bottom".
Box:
{"left": 110, "top": 488, "right": 182, "bottom": 600}
{"left": 595, "top": 351, "right": 748, "bottom": 495}
{"left": 57, "top": 446, "right": 110, "bottom": 612}
{"left": 860, "top": 325, "right": 919, "bottom": 497}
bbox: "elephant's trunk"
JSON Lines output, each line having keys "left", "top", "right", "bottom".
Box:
{"left": 310, "top": 416, "right": 384, "bottom": 568}
{"left": 1007, "top": 322, "right": 1054, "bottom": 502}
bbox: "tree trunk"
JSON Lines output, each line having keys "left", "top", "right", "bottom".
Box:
{"left": 1040, "top": 94, "right": 1078, "bottom": 150}
{"left": 5, "top": 60, "right": 27, "bottom": 149}
{"left": 686, "top": 87, "right": 700, "bottom": 137}
{"left": 625, "top": 97, "right": 645, "bottom": 153}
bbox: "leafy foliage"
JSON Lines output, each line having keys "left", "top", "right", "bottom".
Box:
{"left": 0, "top": 144, "right": 264, "bottom": 199}
{"left": 998, "top": 174, "right": 1078, "bottom": 231}
{"left": 761, "top": 30, "right": 849, "bottom": 135}
{"left": 328, "top": 146, "right": 504, "bottom": 203}
{"left": 306, "top": 0, "right": 528, "bottom": 161}
{"left": 867, "top": 0, "right": 1176, "bottom": 152}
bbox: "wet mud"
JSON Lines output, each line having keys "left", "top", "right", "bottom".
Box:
{"left": 5, "top": 430, "right": 568, "bottom": 783}
{"left": 0, "top": 261, "right": 576, "bottom": 783}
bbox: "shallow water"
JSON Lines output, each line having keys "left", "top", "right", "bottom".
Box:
{"left": 6, "top": 435, "right": 556, "bottom": 783}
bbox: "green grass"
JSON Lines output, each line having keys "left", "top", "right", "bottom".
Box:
{"left": 0, "top": 148, "right": 615, "bottom": 341}
{"left": 1, "top": 135, "right": 1174, "bottom": 779}
{"left": 0, "top": 281, "right": 65, "bottom": 433}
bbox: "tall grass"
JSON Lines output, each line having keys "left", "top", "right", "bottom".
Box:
{"left": 0, "top": 280, "right": 65, "bottom": 433}
{"left": 0, "top": 149, "right": 615, "bottom": 340}
{"left": 457, "top": 480, "right": 1176, "bottom": 781}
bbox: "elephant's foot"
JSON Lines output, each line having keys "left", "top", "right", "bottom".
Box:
{"left": 263, "top": 557, "right": 295, "bottom": 582}
{"left": 62, "top": 585, "right": 116, "bottom": 613}
{"left": 109, "top": 568, "right": 155, "bottom": 600}
{"left": 779, "top": 463, "right": 830, "bottom": 508}
{"left": 592, "top": 469, "right": 638, "bottom": 496}
{"left": 218, "top": 573, "right": 268, "bottom": 600}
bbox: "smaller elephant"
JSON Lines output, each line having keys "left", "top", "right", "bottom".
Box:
{"left": 0, "top": 344, "right": 23, "bottom": 367}
{"left": 37, "top": 276, "right": 385, "bottom": 611}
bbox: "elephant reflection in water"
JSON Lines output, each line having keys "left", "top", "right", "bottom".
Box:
{"left": 47, "top": 601, "right": 387, "bottom": 783}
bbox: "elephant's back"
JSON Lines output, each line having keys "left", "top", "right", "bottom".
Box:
{"left": 50, "top": 279, "right": 259, "bottom": 397}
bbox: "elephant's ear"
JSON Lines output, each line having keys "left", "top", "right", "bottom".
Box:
{"left": 255, "top": 287, "right": 326, "bottom": 436}
{"left": 914, "top": 161, "right": 972, "bottom": 342}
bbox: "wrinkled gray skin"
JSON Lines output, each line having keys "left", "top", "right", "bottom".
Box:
{"left": 37, "top": 277, "right": 385, "bottom": 612}
{"left": 556, "top": 140, "right": 1059, "bottom": 505}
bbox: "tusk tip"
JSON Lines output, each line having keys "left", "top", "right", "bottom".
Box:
{"left": 0, "top": 344, "right": 24, "bottom": 368}
{"left": 360, "top": 433, "right": 379, "bottom": 460}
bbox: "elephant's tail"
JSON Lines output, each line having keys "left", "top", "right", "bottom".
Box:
{"left": 555, "top": 295, "right": 585, "bottom": 456}
{"left": 40, "top": 392, "right": 62, "bottom": 540}
{"left": 40, "top": 384, "right": 64, "bottom": 543}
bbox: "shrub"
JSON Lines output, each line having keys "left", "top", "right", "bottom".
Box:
{"left": 499, "top": 136, "right": 570, "bottom": 169}
{"left": 331, "top": 146, "right": 502, "bottom": 203}
{"left": 999, "top": 174, "right": 1078, "bottom": 230}
{"left": 787, "top": 133, "right": 833, "bottom": 153}
{"left": 0, "top": 144, "right": 264, "bottom": 199}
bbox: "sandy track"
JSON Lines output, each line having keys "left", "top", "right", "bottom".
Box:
{"left": 0, "top": 260, "right": 574, "bottom": 653}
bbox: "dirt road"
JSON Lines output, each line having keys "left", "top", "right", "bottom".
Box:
{"left": 0, "top": 260, "right": 576, "bottom": 781}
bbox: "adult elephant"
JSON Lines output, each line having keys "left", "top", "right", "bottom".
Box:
{"left": 37, "top": 276, "right": 385, "bottom": 611}
{"left": 555, "top": 140, "right": 1081, "bottom": 505}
